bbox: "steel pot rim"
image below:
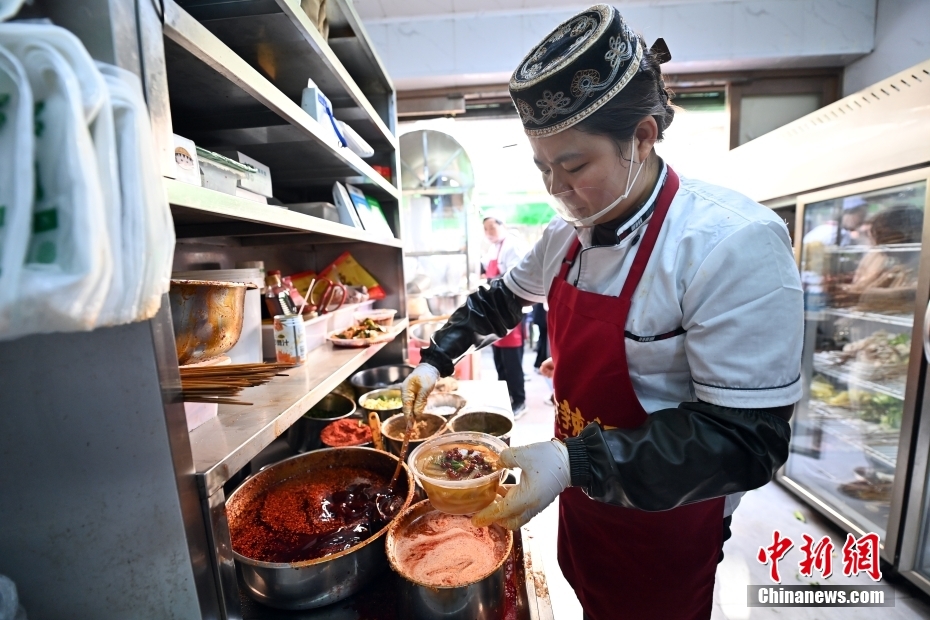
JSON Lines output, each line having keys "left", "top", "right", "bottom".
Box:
{"left": 170, "top": 278, "right": 257, "bottom": 289}
{"left": 385, "top": 499, "right": 514, "bottom": 590}
{"left": 227, "top": 446, "right": 415, "bottom": 569}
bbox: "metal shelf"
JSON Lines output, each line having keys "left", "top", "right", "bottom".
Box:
{"left": 190, "top": 319, "right": 408, "bottom": 496}
{"left": 823, "top": 242, "right": 921, "bottom": 254}
{"left": 821, "top": 307, "right": 914, "bottom": 328}
{"left": 173, "top": 0, "right": 395, "bottom": 154}
{"left": 813, "top": 361, "right": 906, "bottom": 400}
{"left": 162, "top": 0, "right": 399, "bottom": 202}
{"left": 167, "top": 179, "right": 402, "bottom": 246}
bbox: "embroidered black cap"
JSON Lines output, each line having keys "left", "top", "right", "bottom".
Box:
{"left": 509, "top": 4, "right": 643, "bottom": 137}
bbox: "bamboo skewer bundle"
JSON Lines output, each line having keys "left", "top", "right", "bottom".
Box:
{"left": 179, "top": 362, "right": 293, "bottom": 406}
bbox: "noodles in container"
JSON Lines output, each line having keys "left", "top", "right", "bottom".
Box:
{"left": 408, "top": 432, "right": 508, "bottom": 515}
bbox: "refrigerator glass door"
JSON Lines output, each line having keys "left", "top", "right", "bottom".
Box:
{"left": 786, "top": 178, "right": 926, "bottom": 538}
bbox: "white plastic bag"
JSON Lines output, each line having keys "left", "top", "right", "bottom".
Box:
{"left": 0, "top": 24, "right": 123, "bottom": 327}
{"left": 98, "top": 63, "right": 174, "bottom": 321}
{"left": 0, "top": 45, "right": 33, "bottom": 333}
{"left": 0, "top": 0, "right": 24, "bottom": 22}
{"left": 0, "top": 37, "right": 110, "bottom": 339}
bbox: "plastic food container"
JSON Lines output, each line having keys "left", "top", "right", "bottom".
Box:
{"left": 408, "top": 432, "right": 508, "bottom": 515}
{"left": 354, "top": 308, "right": 397, "bottom": 327}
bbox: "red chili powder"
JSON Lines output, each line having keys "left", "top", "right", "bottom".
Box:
{"left": 229, "top": 465, "right": 402, "bottom": 563}
{"left": 321, "top": 418, "right": 373, "bottom": 447}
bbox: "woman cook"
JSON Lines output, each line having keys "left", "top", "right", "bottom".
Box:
{"left": 402, "top": 5, "right": 803, "bottom": 619}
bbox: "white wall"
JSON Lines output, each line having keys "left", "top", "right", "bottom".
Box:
{"left": 843, "top": 0, "right": 930, "bottom": 96}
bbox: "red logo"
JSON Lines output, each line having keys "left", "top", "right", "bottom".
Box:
{"left": 842, "top": 533, "right": 882, "bottom": 581}
{"left": 757, "top": 530, "right": 794, "bottom": 583}
{"left": 799, "top": 534, "right": 834, "bottom": 579}
{"left": 757, "top": 531, "right": 882, "bottom": 583}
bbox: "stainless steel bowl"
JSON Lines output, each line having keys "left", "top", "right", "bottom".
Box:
{"left": 285, "top": 393, "right": 357, "bottom": 452}
{"left": 226, "top": 447, "right": 415, "bottom": 610}
{"left": 386, "top": 499, "right": 513, "bottom": 620}
{"left": 350, "top": 365, "right": 415, "bottom": 399}
{"left": 448, "top": 409, "right": 514, "bottom": 445}
{"left": 358, "top": 387, "right": 404, "bottom": 422}
{"left": 381, "top": 412, "right": 447, "bottom": 460}
{"left": 410, "top": 321, "right": 446, "bottom": 347}
{"left": 424, "top": 393, "right": 466, "bottom": 418}
{"left": 425, "top": 292, "right": 468, "bottom": 316}
{"left": 169, "top": 279, "right": 255, "bottom": 365}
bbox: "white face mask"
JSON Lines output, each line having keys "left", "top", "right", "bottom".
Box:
{"left": 549, "top": 137, "right": 645, "bottom": 228}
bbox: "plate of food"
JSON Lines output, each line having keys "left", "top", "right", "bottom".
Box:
{"left": 328, "top": 317, "right": 394, "bottom": 347}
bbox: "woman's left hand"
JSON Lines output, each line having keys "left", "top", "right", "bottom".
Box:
{"left": 472, "top": 440, "right": 571, "bottom": 530}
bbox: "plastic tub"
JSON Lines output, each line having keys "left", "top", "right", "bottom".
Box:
{"left": 328, "top": 300, "right": 375, "bottom": 333}
{"left": 261, "top": 313, "right": 328, "bottom": 360}
{"left": 354, "top": 308, "right": 397, "bottom": 327}
{"left": 408, "top": 432, "right": 508, "bottom": 515}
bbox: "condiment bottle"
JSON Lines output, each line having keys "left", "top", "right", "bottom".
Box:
{"left": 264, "top": 270, "right": 297, "bottom": 317}
{"left": 282, "top": 276, "right": 311, "bottom": 314}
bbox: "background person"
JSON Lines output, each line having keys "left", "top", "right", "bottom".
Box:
{"left": 482, "top": 213, "right": 529, "bottom": 417}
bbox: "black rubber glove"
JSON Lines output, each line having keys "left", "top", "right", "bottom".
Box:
{"left": 420, "top": 278, "right": 527, "bottom": 377}
{"left": 563, "top": 401, "right": 793, "bottom": 511}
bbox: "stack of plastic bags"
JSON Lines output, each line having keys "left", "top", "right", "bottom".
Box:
{"left": 0, "top": 18, "right": 175, "bottom": 341}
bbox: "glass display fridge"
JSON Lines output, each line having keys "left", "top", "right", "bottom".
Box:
{"left": 779, "top": 167, "right": 930, "bottom": 568}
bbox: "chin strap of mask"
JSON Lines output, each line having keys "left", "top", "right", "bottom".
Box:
{"left": 572, "top": 137, "right": 645, "bottom": 228}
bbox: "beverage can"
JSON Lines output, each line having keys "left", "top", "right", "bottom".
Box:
{"left": 273, "top": 315, "right": 307, "bottom": 364}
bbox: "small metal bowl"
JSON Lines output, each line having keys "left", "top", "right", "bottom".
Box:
{"left": 358, "top": 387, "right": 404, "bottom": 422}
{"left": 285, "top": 393, "right": 356, "bottom": 453}
{"left": 425, "top": 292, "right": 467, "bottom": 316}
{"left": 380, "top": 413, "right": 447, "bottom": 460}
{"left": 448, "top": 409, "right": 514, "bottom": 445}
{"left": 351, "top": 365, "right": 415, "bottom": 399}
{"left": 424, "top": 393, "right": 466, "bottom": 418}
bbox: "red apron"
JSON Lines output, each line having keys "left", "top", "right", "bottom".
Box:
{"left": 549, "top": 168, "right": 724, "bottom": 620}
{"left": 487, "top": 239, "right": 523, "bottom": 348}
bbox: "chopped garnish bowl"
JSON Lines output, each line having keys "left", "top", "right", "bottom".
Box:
{"left": 408, "top": 432, "right": 508, "bottom": 515}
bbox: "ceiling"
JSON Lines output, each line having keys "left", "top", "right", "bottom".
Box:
{"left": 353, "top": 0, "right": 875, "bottom": 93}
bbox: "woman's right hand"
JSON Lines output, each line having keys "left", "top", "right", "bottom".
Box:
{"left": 539, "top": 357, "right": 554, "bottom": 378}
{"left": 401, "top": 363, "right": 440, "bottom": 421}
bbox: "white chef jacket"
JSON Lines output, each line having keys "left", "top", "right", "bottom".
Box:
{"left": 503, "top": 163, "right": 803, "bottom": 516}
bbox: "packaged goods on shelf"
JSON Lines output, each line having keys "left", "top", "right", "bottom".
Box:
{"left": 336, "top": 119, "right": 374, "bottom": 158}
{"left": 172, "top": 134, "right": 200, "bottom": 186}
{"left": 286, "top": 201, "right": 340, "bottom": 222}
{"left": 215, "top": 150, "right": 273, "bottom": 198}
{"left": 196, "top": 147, "right": 256, "bottom": 196}
{"left": 332, "top": 181, "right": 363, "bottom": 227}
{"left": 319, "top": 251, "right": 386, "bottom": 299}
{"left": 347, "top": 183, "right": 394, "bottom": 238}
{"left": 300, "top": 77, "right": 344, "bottom": 149}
